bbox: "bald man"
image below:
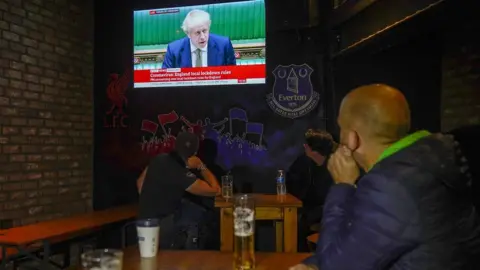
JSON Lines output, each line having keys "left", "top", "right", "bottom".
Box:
{"left": 291, "top": 84, "right": 480, "bottom": 270}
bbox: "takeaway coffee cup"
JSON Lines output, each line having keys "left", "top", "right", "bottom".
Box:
{"left": 136, "top": 219, "right": 160, "bottom": 258}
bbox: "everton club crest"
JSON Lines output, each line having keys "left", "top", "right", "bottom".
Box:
{"left": 266, "top": 64, "right": 319, "bottom": 119}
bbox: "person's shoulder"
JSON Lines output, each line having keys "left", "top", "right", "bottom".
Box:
{"left": 210, "top": 33, "right": 231, "bottom": 44}
{"left": 150, "top": 153, "right": 176, "bottom": 167}
{"left": 167, "top": 37, "right": 189, "bottom": 50}
{"left": 289, "top": 154, "right": 310, "bottom": 169}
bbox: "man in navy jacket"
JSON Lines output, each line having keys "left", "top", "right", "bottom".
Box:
{"left": 291, "top": 84, "right": 480, "bottom": 270}
{"left": 162, "top": 9, "right": 236, "bottom": 69}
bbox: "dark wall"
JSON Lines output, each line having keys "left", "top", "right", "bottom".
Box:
{"left": 330, "top": 32, "right": 442, "bottom": 134}
{"left": 93, "top": 0, "right": 326, "bottom": 210}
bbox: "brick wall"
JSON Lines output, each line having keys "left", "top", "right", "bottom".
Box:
{"left": 0, "top": 0, "right": 93, "bottom": 227}
{"left": 441, "top": 19, "right": 480, "bottom": 131}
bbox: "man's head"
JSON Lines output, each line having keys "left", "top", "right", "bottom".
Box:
{"left": 182, "top": 9, "right": 211, "bottom": 49}
{"left": 175, "top": 131, "right": 200, "bottom": 160}
{"left": 338, "top": 84, "right": 411, "bottom": 169}
{"left": 304, "top": 129, "right": 336, "bottom": 166}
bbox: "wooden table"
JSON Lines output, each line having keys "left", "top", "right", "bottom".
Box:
{"left": 120, "top": 246, "right": 311, "bottom": 270}
{"left": 215, "top": 194, "right": 302, "bottom": 253}
{"left": 0, "top": 204, "right": 137, "bottom": 269}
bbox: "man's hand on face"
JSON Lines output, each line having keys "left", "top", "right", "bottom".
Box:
{"left": 327, "top": 145, "right": 360, "bottom": 185}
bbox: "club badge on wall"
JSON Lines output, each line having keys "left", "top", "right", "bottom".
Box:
{"left": 266, "top": 64, "right": 319, "bottom": 119}
{"left": 103, "top": 67, "right": 131, "bottom": 128}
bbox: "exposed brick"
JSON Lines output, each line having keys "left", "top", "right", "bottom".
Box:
{"left": 11, "top": 43, "right": 27, "bottom": 54}
{"left": 2, "top": 31, "right": 20, "bottom": 42}
{"left": 22, "top": 37, "right": 38, "bottom": 47}
{"left": 21, "top": 54, "right": 37, "bottom": 65}
{"left": 10, "top": 80, "right": 26, "bottom": 90}
{"left": 0, "top": 20, "right": 8, "bottom": 30}
{"left": 0, "top": 2, "right": 7, "bottom": 11}
{"left": 5, "top": 69, "right": 22, "bottom": 80}
{"left": 0, "top": 0, "right": 93, "bottom": 226}
{"left": 27, "top": 66, "right": 42, "bottom": 75}
{"left": 441, "top": 20, "right": 480, "bottom": 131}
{"left": 4, "top": 13, "right": 23, "bottom": 24}
{"left": 10, "top": 24, "right": 27, "bottom": 36}
{"left": 10, "top": 61, "right": 26, "bottom": 71}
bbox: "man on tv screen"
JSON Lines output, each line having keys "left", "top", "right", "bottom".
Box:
{"left": 162, "top": 9, "right": 237, "bottom": 69}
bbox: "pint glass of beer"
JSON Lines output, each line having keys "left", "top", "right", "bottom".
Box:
{"left": 233, "top": 194, "right": 255, "bottom": 269}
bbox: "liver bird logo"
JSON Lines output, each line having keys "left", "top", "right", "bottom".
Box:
{"left": 106, "top": 67, "right": 131, "bottom": 115}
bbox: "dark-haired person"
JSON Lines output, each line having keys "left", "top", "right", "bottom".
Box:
{"left": 137, "top": 131, "right": 220, "bottom": 222}
{"left": 286, "top": 129, "right": 336, "bottom": 251}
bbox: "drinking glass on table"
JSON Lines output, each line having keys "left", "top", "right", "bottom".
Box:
{"left": 81, "top": 249, "right": 123, "bottom": 270}
{"left": 233, "top": 194, "right": 255, "bottom": 270}
{"left": 221, "top": 174, "right": 233, "bottom": 199}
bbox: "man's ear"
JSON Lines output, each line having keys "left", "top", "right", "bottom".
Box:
{"left": 304, "top": 144, "right": 313, "bottom": 155}
{"left": 346, "top": 130, "right": 359, "bottom": 151}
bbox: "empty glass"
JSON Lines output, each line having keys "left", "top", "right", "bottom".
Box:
{"left": 81, "top": 249, "right": 123, "bottom": 270}
{"left": 221, "top": 175, "right": 233, "bottom": 199}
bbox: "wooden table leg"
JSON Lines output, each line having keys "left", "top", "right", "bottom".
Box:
{"left": 283, "top": 207, "right": 298, "bottom": 253}
{"left": 274, "top": 221, "right": 284, "bottom": 252}
{"left": 220, "top": 208, "right": 234, "bottom": 251}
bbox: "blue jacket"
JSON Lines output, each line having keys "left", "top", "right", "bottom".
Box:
{"left": 304, "top": 133, "right": 480, "bottom": 269}
{"left": 162, "top": 34, "right": 236, "bottom": 68}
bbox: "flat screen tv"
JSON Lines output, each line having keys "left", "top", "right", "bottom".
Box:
{"left": 133, "top": 0, "right": 266, "bottom": 88}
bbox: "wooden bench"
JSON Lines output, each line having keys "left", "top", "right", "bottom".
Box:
{"left": 307, "top": 233, "right": 319, "bottom": 252}
{"left": 0, "top": 204, "right": 137, "bottom": 269}
{"left": 307, "top": 233, "right": 319, "bottom": 244}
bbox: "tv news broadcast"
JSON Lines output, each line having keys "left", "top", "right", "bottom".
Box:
{"left": 133, "top": 0, "right": 266, "bottom": 88}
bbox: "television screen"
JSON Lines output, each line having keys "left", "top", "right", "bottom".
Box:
{"left": 133, "top": 0, "right": 266, "bottom": 88}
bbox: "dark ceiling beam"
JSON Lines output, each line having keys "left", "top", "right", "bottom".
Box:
{"left": 328, "top": 0, "right": 469, "bottom": 59}
{"left": 328, "top": 0, "right": 379, "bottom": 28}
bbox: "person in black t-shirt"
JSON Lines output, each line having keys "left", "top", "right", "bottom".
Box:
{"left": 137, "top": 132, "right": 221, "bottom": 221}
{"left": 286, "top": 129, "right": 337, "bottom": 251}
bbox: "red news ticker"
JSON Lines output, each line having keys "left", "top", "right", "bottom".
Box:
{"left": 134, "top": 64, "right": 266, "bottom": 83}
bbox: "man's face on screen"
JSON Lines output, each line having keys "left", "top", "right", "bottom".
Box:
{"left": 188, "top": 23, "right": 210, "bottom": 49}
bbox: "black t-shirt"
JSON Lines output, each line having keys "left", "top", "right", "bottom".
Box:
{"left": 286, "top": 154, "right": 333, "bottom": 213}
{"left": 138, "top": 153, "right": 196, "bottom": 220}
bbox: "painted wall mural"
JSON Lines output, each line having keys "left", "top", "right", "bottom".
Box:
{"left": 139, "top": 107, "right": 268, "bottom": 170}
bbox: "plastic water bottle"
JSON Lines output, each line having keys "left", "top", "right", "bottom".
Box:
{"left": 276, "top": 170, "right": 287, "bottom": 195}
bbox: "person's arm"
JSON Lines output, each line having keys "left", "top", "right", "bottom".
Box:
{"left": 303, "top": 173, "right": 419, "bottom": 270}
{"left": 186, "top": 179, "right": 220, "bottom": 197}
{"left": 225, "top": 39, "right": 236, "bottom": 66}
{"left": 162, "top": 45, "right": 173, "bottom": 68}
{"left": 199, "top": 165, "right": 220, "bottom": 191}
{"left": 183, "top": 156, "right": 220, "bottom": 196}
{"left": 136, "top": 167, "right": 148, "bottom": 194}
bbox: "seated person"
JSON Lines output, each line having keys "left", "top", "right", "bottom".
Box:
{"left": 137, "top": 131, "right": 221, "bottom": 224}
{"left": 162, "top": 9, "right": 236, "bottom": 69}
{"left": 286, "top": 129, "right": 336, "bottom": 251}
{"left": 170, "top": 138, "right": 225, "bottom": 250}
{"left": 291, "top": 84, "right": 480, "bottom": 270}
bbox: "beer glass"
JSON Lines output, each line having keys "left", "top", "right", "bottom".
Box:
{"left": 221, "top": 175, "right": 234, "bottom": 199}
{"left": 233, "top": 194, "right": 255, "bottom": 269}
{"left": 81, "top": 249, "right": 123, "bottom": 270}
